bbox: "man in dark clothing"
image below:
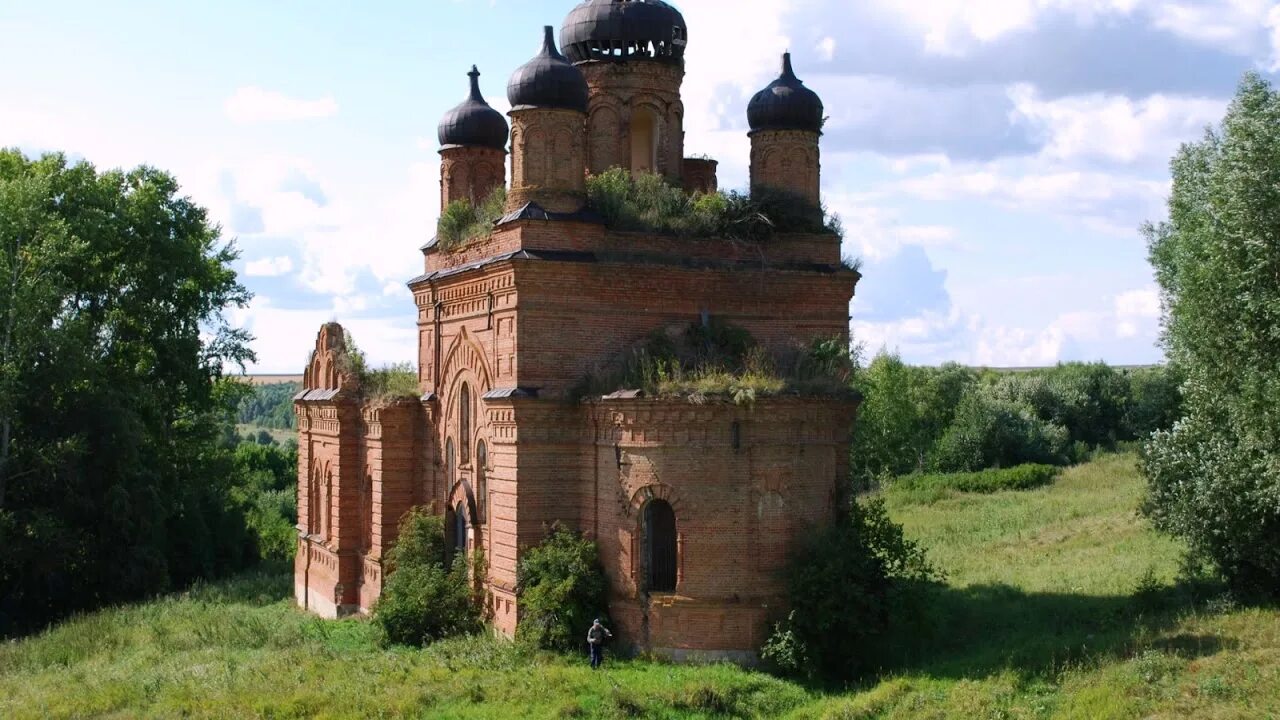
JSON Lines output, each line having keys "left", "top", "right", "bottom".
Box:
{"left": 587, "top": 618, "right": 612, "bottom": 669}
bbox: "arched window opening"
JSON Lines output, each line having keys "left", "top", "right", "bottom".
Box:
{"left": 644, "top": 499, "right": 678, "bottom": 593}
{"left": 322, "top": 471, "right": 333, "bottom": 541}
{"left": 308, "top": 468, "right": 320, "bottom": 535}
{"left": 445, "top": 438, "right": 456, "bottom": 488}
{"left": 630, "top": 107, "right": 658, "bottom": 176}
{"left": 476, "top": 440, "right": 488, "bottom": 523}
{"left": 452, "top": 502, "right": 469, "bottom": 560}
{"left": 459, "top": 384, "right": 472, "bottom": 464}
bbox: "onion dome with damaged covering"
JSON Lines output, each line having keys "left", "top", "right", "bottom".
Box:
{"left": 507, "top": 26, "right": 590, "bottom": 113}
{"left": 561, "top": 0, "right": 688, "bottom": 65}
{"left": 747, "top": 53, "right": 824, "bottom": 134}
{"left": 438, "top": 66, "right": 509, "bottom": 150}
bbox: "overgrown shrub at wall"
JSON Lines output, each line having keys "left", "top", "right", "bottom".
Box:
{"left": 436, "top": 186, "right": 506, "bottom": 251}
{"left": 516, "top": 524, "right": 608, "bottom": 652}
{"left": 584, "top": 169, "right": 841, "bottom": 242}
{"left": 762, "top": 497, "right": 939, "bottom": 681}
{"left": 888, "top": 464, "right": 1060, "bottom": 505}
{"left": 374, "top": 509, "right": 481, "bottom": 647}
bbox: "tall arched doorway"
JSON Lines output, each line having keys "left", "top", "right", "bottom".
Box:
{"left": 644, "top": 499, "right": 677, "bottom": 592}
{"left": 630, "top": 106, "right": 658, "bottom": 176}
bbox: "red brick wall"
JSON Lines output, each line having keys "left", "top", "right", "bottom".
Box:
{"left": 588, "top": 397, "right": 856, "bottom": 657}
{"left": 424, "top": 222, "right": 844, "bottom": 275}
{"left": 513, "top": 258, "right": 855, "bottom": 397}
{"left": 682, "top": 158, "right": 718, "bottom": 195}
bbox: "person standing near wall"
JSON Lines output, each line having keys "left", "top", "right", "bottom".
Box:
{"left": 586, "top": 618, "right": 612, "bottom": 669}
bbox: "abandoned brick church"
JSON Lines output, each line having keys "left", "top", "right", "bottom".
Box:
{"left": 295, "top": 0, "right": 860, "bottom": 661}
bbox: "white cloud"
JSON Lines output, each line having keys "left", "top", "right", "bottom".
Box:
{"left": 1269, "top": 4, "right": 1280, "bottom": 70}
{"left": 289, "top": 159, "right": 438, "bottom": 297}
{"left": 817, "top": 36, "right": 837, "bottom": 61}
{"left": 230, "top": 299, "right": 416, "bottom": 373}
{"left": 825, "top": 193, "right": 961, "bottom": 260}
{"left": 895, "top": 165, "right": 1169, "bottom": 236}
{"left": 870, "top": 0, "right": 1145, "bottom": 55}
{"left": 679, "top": 0, "right": 795, "bottom": 186}
{"left": 224, "top": 86, "right": 338, "bottom": 125}
{"left": 868, "top": 0, "right": 1280, "bottom": 67}
{"left": 1150, "top": 0, "right": 1279, "bottom": 59}
{"left": 1115, "top": 285, "right": 1161, "bottom": 338}
{"left": 244, "top": 256, "right": 294, "bottom": 277}
{"left": 1009, "top": 85, "right": 1225, "bottom": 165}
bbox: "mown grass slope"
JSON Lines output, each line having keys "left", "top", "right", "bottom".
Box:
{"left": 2, "top": 453, "right": 1277, "bottom": 719}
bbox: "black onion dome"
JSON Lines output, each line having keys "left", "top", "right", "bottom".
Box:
{"left": 507, "top": 26, "right": 589, "bottom": 113}
{"left": 438, "top": 66, "right": 509, "bottom": 150}
{"left": 561, "top": 0, "right": 687, "bottom": 65}
{"left": 747, "top": 53, "right": 824, "bottom": 134}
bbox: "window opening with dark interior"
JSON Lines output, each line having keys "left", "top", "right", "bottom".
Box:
{"left": 645, "top": 499, "right": 677, "bottom": 592}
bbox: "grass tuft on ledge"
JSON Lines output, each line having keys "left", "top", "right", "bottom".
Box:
{"left": 586, "top": 168, "right": 847, "bottom": 244}
{"left": 436, "top": 186, "right": 506, "bottom": 252}
{"left": 335, "top": 332, "right": 420, "bottom": 405}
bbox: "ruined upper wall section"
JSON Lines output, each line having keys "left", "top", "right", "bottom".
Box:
{"left": 301, "top": 323, "right": 356, "bottom": 395}
{"left": 416, "top": 220, "right": 845, "bottom": 278}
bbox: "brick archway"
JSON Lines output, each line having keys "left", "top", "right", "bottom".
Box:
{"left": 626, "top": 482, "right": 682, "bottom": 519}
{"left": 628, "top": 484, "right": 684, "bottom": 593}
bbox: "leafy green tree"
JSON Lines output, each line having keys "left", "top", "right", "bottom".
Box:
{"left": 235, "top": 381, "right": 300, "bottom": 429}
{"left": 911, "top": 363, "right": 977, "bottom": 445}
{"left": 516, "top": 524, "right": 608, "bottom": 652}
{"left": 850, "top": 353, "right": 927, "bottom": 485}
{"left": 928, "top": 389, "right": 1070, "bottom": 472}
{"left": 1122, "top": 366, "right": 1182, "bottom": 439}
{"left": 230, "top": 440, "right": 298, "bottom": 561}
{"left": 0, "top": 149, "right": 254, "bottom": 635}
{"left": 1142, "top": 73, "right": 1280, "bottom": 595}
{"left": 763, "top": 498, "right": 938, "bottom": 681}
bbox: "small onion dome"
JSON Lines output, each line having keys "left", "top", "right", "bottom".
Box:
{"left": 438, "top": 66, "right": 509, "bottom": 150}
{"left": 747, "top": 53, "right": 824, "bottom": 134}
{"left": 561, "top": 0, "right": 688, "bottom": 65}
{"left": 507, "top": 26, "right": 590, "bottom": 113}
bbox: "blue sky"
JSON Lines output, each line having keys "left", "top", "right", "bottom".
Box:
{"left": 3, "top": 0, "right": 1277, "bottom": 371}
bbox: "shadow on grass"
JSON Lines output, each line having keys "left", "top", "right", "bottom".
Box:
{"left": 870, "top": 580, "right": 1231, "bottom": 683}
{"left": 184, "top": 560, "right": 293, "bottom": 606}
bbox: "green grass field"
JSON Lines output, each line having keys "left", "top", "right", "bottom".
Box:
{"left": 3, "top": 453, "right": 1277, "bottom": 719}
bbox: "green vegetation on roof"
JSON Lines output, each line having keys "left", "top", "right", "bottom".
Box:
{"left": 585, "top": 168, "right": 843, "bottom": 242}
{"left": 436, "top": 186, "right": 506, "bottom": 252}
{"left": 575, "top": 318, "right": 856, "bottom": 404}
